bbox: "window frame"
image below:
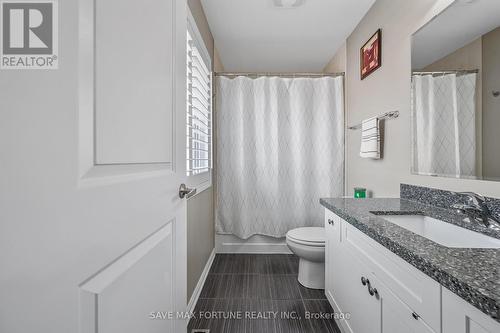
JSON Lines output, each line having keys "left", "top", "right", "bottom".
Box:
{"left": 186, "top": 9, "right": 213, "bottom": 194}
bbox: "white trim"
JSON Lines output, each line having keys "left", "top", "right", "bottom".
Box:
{"left": 186, "top": 248, "right": 216, "bottom": 316}
{"left": 216, "top": 234, "right": 292, "bottom": 254}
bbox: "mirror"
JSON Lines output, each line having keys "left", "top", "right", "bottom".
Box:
{"left": 411, "top": 0, "right": 500, "bottom": 181}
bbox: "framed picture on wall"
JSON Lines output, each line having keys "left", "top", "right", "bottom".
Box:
{"left": 360, "top": 29, "right": 382, "bottom": 80}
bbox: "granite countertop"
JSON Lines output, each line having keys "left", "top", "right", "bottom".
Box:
{"left": 320, "top": 197, "right": 500, "bottom": 322}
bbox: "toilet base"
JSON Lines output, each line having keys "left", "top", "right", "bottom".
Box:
{"left": 297, "top": 258, "right": 325, "bottom": 289}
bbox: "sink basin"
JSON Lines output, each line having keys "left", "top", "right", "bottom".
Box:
{"left": 378, "top": 214, "right": 500, "bottom": 249}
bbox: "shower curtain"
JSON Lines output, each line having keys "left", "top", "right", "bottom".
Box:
{"left": 411, "top": 73, "right": 477, "bottom": 178}
{"left": 215, "top": 76, "right": 344, "bottom": 239}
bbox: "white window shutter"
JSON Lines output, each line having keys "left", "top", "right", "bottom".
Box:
{"left": 186, "top": 28, "right": 212, "bottom": 176}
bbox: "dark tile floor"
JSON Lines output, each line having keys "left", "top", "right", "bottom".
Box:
{"left": 188, "top": 254, "right": 341, "bottom": 333}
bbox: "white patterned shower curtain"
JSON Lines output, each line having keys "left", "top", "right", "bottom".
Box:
{"left": 215, "top": 76, "right": 344, "bottom": 239}
{"left": 411, "top": 73, "right": 477, "bottom": 178}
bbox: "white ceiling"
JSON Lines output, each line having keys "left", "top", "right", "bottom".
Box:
{"left": 412, "top": 0, "right": 500, "bottom": 69}
{"left": 200, "top": 0, "right": 376, "bottom": 72}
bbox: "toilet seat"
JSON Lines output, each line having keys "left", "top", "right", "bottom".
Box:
{"left": 286, "top": 227, "right": 325, "bottom": 247}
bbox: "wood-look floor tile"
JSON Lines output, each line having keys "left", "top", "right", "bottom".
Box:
{"left": 209, "top": 254, "right": 246, "bottom": 274}
{"left": 269, "top": 275, "right": 302, "bottom": 300}
{"left": 208, "top": 254, "right": 227, "bottom": 274}
{"left": 298, "top": 283, "right": 327, "bottom": 300}
{"left": 272, "top": 299, "right": 313, "bottom": 333}
{"left": 303, "top": 300, "right": 341, "bottom": 333}
{"left": 246, "top": 274, "right": 272, "bottom": 299}
{"left": 199, "top": 274, "right": 231, "bottom": 298}
{"left": 246, "top": 254, "right": 269, "bottom": 274}
{"left": 188, "top": 298, "right": 227, "bottom": 332}
{"left": 266, "top": 254, "right": 299, "bottom": 275}
{"left": 246, "top": 299, "right": 276, "bottom": 333}
{"left": 220, "top": 299, "right": 247, "bottom": 333}
{"left": 227, "top": 274, "right": 247, "bottom": 298}
{"left": 192, "top": 254, "right": 339, "bottom": 333}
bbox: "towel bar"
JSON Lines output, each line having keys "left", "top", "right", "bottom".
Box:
{"left": 348, "top": 111, "right": 399, "bottom": 130}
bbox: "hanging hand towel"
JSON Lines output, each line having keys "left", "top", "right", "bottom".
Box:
{"left": 360, "top": 117, "right": 380, "bottom": 159}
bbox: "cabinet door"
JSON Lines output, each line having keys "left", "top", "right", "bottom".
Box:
{"left": 335, "top": 248, "right": 382, "bottom": 333}
{"left": 325, "top": 211, "right": 341, "bottom": 298}
{"left": 376, "top": 274, "right": 436, "bottom": 333}
{"left": 443, "top": 288, "right": 500, "bottom": 333}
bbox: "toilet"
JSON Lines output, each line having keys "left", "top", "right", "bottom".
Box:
{"left": 286, "top": 227, "right": 326, "bottom": 289}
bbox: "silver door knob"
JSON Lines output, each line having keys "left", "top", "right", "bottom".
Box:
{"left": 179, "top": 184, "right": 196, "bottom": 199}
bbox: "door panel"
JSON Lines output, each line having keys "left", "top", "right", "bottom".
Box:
{"left": 0, "top": 0, "right": 187, "bottom": 332}
{"left": 80, "top": 222, "right": 174, "bottom": 333}
{"left": 95, "top": 0, "right": 174, "bottom": 164}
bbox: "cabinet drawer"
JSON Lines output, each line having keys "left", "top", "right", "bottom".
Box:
{"left": 342, "top": 221, "right": 441, "bottom": 332}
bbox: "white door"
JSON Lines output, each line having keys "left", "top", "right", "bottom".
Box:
{"left": 0, "top": 0, "right": 188, "bottom": 332}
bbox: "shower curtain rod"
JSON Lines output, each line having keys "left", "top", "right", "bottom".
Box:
{"left": 412, "top": 69, "right": 478, "bottom": 76}
{"left": 214, "top": 72, "right": 344, "bottom": 78}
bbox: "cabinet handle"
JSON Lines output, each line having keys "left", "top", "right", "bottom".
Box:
{"left": 361, "top": 276, "right": 368, "bottom": 286}
{"left": 368, "top": 285, "right": 378, "bottom": 298}
{"left": 328, "top": 219, "right": 335, "bottom": 225}
{"left": 412, "top": 312, "right": 420, "bottom": 320}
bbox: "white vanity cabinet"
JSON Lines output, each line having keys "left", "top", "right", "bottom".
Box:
{"left": 442, "top": 288, "right": 500, "bottom": 333}
{"left": 324, "top": 208, "right": 500, "bottom": 333}
{"left": 325, "top": 209, "right": 439, "bottom": 333}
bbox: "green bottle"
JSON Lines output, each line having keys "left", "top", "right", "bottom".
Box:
{"left": 354, "top": 188, "right": 367, "bottom": 199}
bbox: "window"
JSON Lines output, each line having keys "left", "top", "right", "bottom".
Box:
{"left": 186, "top": 14, "right": 212, "bottom": 181}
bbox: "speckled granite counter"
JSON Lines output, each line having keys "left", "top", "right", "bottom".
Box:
{"left": 319, "top": 197, "right": 500, "bottom": 323}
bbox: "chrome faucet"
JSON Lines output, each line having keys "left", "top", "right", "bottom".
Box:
{"left": 451, "top": 192, "right": 500, "bottom": 230}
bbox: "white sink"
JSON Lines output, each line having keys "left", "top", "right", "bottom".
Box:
{"left": 378, "top": 215, "right": 500, "bottom": 249}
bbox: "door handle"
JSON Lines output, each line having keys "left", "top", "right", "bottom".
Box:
{"left": 179, "top": 184, "right": 196, "bottom": 199}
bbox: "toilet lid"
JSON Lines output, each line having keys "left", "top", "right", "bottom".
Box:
{"left": 286, "top": 227, "right": 325, "bottom": 244}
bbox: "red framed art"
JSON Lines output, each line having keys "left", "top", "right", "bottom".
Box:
{"left": 360, "top": 29, "right": 382, "bottom": 80}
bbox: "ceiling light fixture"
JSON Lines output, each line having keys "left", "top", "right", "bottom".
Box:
{"left": 273, "top": 0, "right": 305, "bottom": 9}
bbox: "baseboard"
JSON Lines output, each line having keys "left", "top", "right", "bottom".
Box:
{"left": 218, "top": 242, "right": 291, "bottom": 254}
{"left": 326, "top": 290, "right": 349, "bottom": 333}
{"left": 187, "top": 248, "right": 215, "bottom": 315}
{"left": 216, "top": 234, "right": 291, "bottom": 254}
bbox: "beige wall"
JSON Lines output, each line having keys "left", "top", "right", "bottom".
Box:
{"left": 214, "top": 47, "right": 225, "bottom": 72}
{"left": 188, "top": 0, "right": 214, "bottom": 56}
{"left": 482, "top": 27, "right": 500, "bottom": 180}
{"left": 186, "top": 188, "right": 215, "bottom": 300}
{"left": 421, "top": 37, "right": 482, "bottom": 72}
{"left": 323, "top": 42, "right": 347, "bottom": 73}
{"left": 338, "top": 0, "right": 500, "bottom": 198}
{"left": 188, "top": 0, "right": 224, "bottom": 72}
{"left": 186, "top": 0, "right": 219, "bottom": 302}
